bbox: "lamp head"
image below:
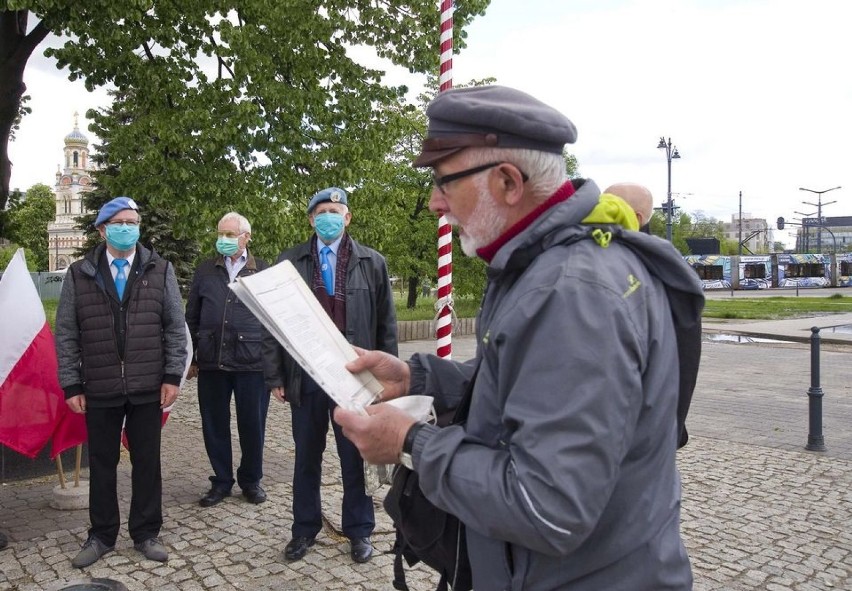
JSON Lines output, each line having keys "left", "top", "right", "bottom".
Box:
{"left": 657, "top": 137, "right": 667, "bottom": 149}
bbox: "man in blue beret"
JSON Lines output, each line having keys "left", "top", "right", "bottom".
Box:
{"left": 262, "top": 187, "right": 398, "bottom": 564}
{"left": 55, "top": 196, "right": 187, "bottom": 568}
{"left": 335, "top": 86, "right": 701, "bottom": 590}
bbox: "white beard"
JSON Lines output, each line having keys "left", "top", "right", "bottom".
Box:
{"left": 446, "top": 178, "right": 507, "bottom": 257}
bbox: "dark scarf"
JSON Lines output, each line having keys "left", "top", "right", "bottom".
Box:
{"left": 311, "top": 233, "right": 351, "bottom": 332}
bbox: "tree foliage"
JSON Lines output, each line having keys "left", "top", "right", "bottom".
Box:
{"left": 6, "top": 182, "right": 54, "bottom": 269}
{"left": 0, "top": 0, "right": 491, "bottom": 243}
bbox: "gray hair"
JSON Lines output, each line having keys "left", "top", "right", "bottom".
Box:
{"left": 219, "top": 212, "right": 251, "bottom": 234}
{"left": 464, "top": 147, "right": 568, "bottom": 204}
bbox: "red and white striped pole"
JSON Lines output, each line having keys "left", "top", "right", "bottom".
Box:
{"left": 435, "top": 0, "right": 454, "bottom": 358}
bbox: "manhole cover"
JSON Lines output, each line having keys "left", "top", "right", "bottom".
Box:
{"left": 61, "top": 579, "right": 127, "bottom": 591}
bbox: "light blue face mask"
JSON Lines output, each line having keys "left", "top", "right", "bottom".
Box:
{"left": 105, "top": 224, "right": 140, "bottom": 251}
{"left": 216, "top": 236, "right": 240, "bottom": 256}
{"left": 314, "top": 212, "right": 345, "bottom": 242}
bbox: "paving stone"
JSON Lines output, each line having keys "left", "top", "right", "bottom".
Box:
{"left": 2, "top": 328, "right": 852, "bottom": 589}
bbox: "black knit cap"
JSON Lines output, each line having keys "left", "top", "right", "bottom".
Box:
{"left": 413, "top": 85, "right": 578, "bottom": 167}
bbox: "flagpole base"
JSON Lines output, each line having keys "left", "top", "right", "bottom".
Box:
{"left": 51, "top": 479, "right": 89, "bottom": 511}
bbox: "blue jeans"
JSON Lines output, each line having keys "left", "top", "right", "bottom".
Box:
{"left": 197, "top": 370, "right": 270, "bottom": 490}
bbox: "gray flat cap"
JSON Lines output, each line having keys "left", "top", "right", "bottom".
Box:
{"left": 414, "top": 85, "right": 577, "bottom": 167}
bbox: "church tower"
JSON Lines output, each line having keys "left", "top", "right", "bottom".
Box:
{"left": 47, "top": 112, "right": 95, "bottom": 271}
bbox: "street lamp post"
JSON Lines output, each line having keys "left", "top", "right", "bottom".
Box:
{"left": 657, "top": 137, "right": 680, "bottom": 242}
{"left": 799, "top": 186, "right": 840, "bottom": 254}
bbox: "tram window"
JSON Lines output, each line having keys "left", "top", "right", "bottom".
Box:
{"left": 695, "top": 265, "right": 724, "bottom": 280}
{"left": 744, "top": 264, "right": 766, "bottom": 279}
{"left": 786, "top": 263, "right": 825, "bottom": 278}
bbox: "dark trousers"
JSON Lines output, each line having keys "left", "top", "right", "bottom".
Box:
{"left": 198, "top": 370, "right": 270, "bottom": 490}
{"left": 290, "top": 385, "right": 374, "bottom": 540}
{"left": 85, "top": 400, "right": 162, "bottom": 546}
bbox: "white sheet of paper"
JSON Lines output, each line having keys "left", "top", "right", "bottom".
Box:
{"left": 229, "top": 259, "right": 382, "bottom": 413}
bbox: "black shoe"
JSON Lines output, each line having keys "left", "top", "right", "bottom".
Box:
{"left": 350, "top": 537, "right": 373, "bottom": 563}
{"left": 283, "top": 536, "right": 315, "bottom": 562}
{"left": 199, "top": 487, "right": 231, "bottom": 507}
{"left": 242, "top": 484, "right": 267, "bottom": 504}
{"left": 0, "top": 531, "right": 8, "bottom": 551}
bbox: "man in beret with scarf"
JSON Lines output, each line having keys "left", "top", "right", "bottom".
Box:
{"left": 262, "top": 188, "right": 398, "bottom": 564}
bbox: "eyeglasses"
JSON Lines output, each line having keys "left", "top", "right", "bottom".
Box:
{"left": 431, "top": 162, "right": 529, "bottom": 194}
{"left": 105, "top": 220, "right": 140, "bottom": 226}
{"left": 217, "top": 231, "right": 245, "bottom": 239}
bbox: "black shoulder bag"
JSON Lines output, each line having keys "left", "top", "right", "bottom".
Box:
{"left": 383, "top": 363, "right": 479, "bottom": 591}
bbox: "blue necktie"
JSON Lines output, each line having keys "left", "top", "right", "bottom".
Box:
{"left": 320, "top": 246, "right": 334, "bottom": 296}
{"left": 113, "top": 259, "right": 128, "bottom": 299}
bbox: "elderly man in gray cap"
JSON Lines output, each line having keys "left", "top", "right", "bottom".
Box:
{"left": 334, "top": 86, "right": 701, "bottom": 590}
{"left": 55, "top": 196, "right": 186, "bottom": 568}
{"left": 262, "top": 187, "right": 398, "bottom": 565}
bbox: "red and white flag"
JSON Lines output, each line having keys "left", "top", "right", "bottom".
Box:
{"left": 0, "top": 250, "right": 87, "bottom": 458}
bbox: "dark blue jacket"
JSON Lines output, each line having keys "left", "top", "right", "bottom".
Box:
{"left": 186, "top": 253, "right": 269, "bottom": 372}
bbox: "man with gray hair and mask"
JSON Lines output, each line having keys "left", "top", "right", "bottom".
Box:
{"left": 185, "top": 212, "right": 271, "bottom": 508}
{"left": 334, "top": 86, "right": 703, "bottom": 590}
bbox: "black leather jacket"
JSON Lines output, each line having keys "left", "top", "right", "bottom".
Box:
{"left": 185, "top": 253, "right": 269, "bottom": 372}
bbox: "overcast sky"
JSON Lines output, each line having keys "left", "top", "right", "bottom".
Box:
{"left": 9, "top": 0, "right": 850, "bottom": 248}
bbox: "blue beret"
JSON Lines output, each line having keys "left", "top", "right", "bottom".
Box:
{"left": 307, "top": 187, "right": 348, "bottom": 214}
{"left": 95, "top": 196, "right": 139, "bottom": 226}
{"left": 414, "top": 85, "right": 578, "bottom": 167}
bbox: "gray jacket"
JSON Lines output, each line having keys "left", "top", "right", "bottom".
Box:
{"left": 261, "top": 235, "right": 398, "bottom": 406}
{"left": 406, "top": 179, "right": 702, "bottom": 590}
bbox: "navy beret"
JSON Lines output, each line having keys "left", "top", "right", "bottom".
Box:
{"left": 414, "top": 85, "right": 578, "bottom": 167}
{"left": 95, "top": 196, "right": 139, "bottom": 226}
{"left": 307, "top": 187, "right": 348, "bottom": 214}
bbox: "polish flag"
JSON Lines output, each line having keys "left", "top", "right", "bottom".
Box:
{"left": 0, "top": 250, "right": 87, "bottom": 458}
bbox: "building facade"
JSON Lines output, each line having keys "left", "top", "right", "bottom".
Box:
{"left": 722, "top": 213, "right": 772, "bottom": 253}
{"left": 795, "top": 216, "right": 852, "bottom": 254}
{"left": 47, "top": 113, "right": 94, "bottom": 271}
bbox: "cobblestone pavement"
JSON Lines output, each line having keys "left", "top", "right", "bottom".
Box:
{"left": 1, "top": 320, "right": 851, "bottom": 590}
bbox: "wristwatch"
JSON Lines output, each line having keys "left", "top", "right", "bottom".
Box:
{"left": 399, "top": 422, "right": 426, "bottom": 470}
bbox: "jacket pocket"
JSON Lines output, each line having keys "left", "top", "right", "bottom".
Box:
{"left": 196, "top": 330, "right": 217, "bottom": 364}
{"left": 234, "top": 331, "right": 262, "bottom": 364}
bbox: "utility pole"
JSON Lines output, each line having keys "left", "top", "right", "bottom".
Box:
{"left": 799, "top": 186, "right": 840, "bottom": 253}
{"left": 738, "top": 191, "right": 743, "bottom": 256}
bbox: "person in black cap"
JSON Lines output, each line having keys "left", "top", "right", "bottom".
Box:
{"left": 55, "top": 196, "right": 187, "bottom": 568}
{"left": 334, "top": 86, "right": 701, "bottom": 590}
{"left": 262, "top": 187, "right": 398, "bottom": 564}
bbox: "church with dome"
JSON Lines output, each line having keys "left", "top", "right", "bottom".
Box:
{"left": 47, "top": 113, "right": 95, "bottom": 271}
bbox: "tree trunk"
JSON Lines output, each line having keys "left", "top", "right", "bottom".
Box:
{"left": 0, "top": 10, "right": 50, "bottom": 238}
{"left": 406, "top": 275, "right": 418, "bottom": 309}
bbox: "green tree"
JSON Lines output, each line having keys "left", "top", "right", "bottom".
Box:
{"left": 6, "top": 182, "right": 54, "bottom": 269}
{"left": 1, "top": 0, "right": 491, "bottom": 242}
{"left": 0, "top": 243, "right": 37, "bottom": 270}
